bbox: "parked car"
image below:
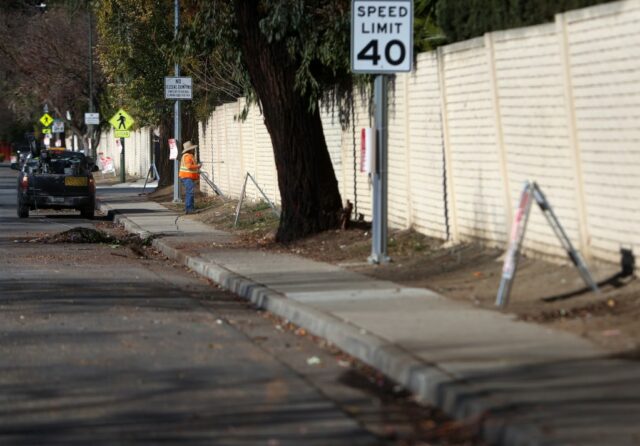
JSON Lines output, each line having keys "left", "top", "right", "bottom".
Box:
{"left": 10, "top": 149, "right": 99, "bottom": 219}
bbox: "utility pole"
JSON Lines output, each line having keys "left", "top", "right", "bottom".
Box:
{"left": 172, "top": 0, "right": 182, "bottom": 203}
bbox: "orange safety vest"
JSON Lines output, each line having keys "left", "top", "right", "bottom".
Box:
{"left": 179, "top": 152, "right": 199, "bottom": 180}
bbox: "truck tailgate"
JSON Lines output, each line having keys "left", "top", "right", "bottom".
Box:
{"left": 31, "top": 174, "right": 90, "bottom": 196}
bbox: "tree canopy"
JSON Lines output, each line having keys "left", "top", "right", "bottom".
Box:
{"left": 0, "top": 1, "right": 103, "bottom": 147}
{"left": 95, "top": 0, "right": 174, "bottom": 127}
{"left": 436, "top": 0, "right": 617, "bottom": 43}
{"left": 1, "top": 0, "right": 441, "bottom": 241}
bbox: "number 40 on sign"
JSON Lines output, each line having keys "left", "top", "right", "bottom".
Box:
{"left": 351, "top": 0, "right": 413, "bottom": 73}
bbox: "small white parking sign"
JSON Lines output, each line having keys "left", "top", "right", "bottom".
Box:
{"left": 164, "top": 76, "right": 193, "bottom": 100}
{"left": 84, "top": 112, "right": 100, "bottom": 125}
{"left": 52, "top": 120, "right": 65, "bottom": 133}
{"left": 351, "top": 0, "right": 413, "bottom": 73}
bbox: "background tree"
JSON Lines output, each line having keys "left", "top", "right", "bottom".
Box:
{"left": 436, "top": 0, "right": 617, "bottom": 42}
{"left": 414, "top": 0, "right": 445, "bottom": 52}
{"left": 0, "top": 2, "right": 105, "bottom": 151}
{"left": 95, "top": 0, "right": 199, "bottom": 187}
{"left": 175, "top": 1, "right": 249, "bottom": 121}
{"left": 233, "top": 0, "right": 350, "bottom": 242}
{"left": 178, "top": 0, "right": 356, "bottom": 243}
{"left": 177, "top": 0, "right": 443, "bottom": 243}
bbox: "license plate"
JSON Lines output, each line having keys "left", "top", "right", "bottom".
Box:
{"left": 50, "top": 196, "right": 65, "bottom": 203}
{"left": 65, "top": 176, "right": 88, "bottom": 187}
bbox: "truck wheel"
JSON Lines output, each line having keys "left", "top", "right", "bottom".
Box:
{"left": 81, "top": 204, "right": 95, "bottom": 220}
{"left": 17, "top": 203, "right": 29, "bottom": 218}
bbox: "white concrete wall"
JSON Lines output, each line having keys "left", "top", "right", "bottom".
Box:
{"left": 197, "top": 0, "right": 640, "bottom": 264}
{"left": 408, "top": 52, "right": 449, "bottom": 240}
{"left": 564, "top": 1, "right": 640, "bottom": 262}
{"left": 97, "top": 127, "right": 152, "bottom": 177}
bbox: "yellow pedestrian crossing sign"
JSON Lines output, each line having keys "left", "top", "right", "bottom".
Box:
{"left": 109, "top": 108, "right": 134, "bottom": 131}
{"left": 40, "top": 113, "right": 54, "bottom": 127}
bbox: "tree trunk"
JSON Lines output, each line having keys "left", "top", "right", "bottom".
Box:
{"left": 157, "top": 115, "right": 174, "bottom": 187}
{"left": 234, "top": 0, "right": 343, "bottom": 243}
{"left": 156, "top": 108, "right": 198, "bottom": 188}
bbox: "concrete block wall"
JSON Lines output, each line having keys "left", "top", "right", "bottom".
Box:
{"left": 198, "top": 115, "right": 215, "bottom": 196}
{"left": 198, "top": 0, "right": 640, "bottom": 264}
{"left": 440, "top": 37, "right": 508, "bottom": 245}
{"left": 97, "top": 127, "right": 152, "bottom": 178}
{"left": 347, "top": 92, "right": 374, "bottom": 220}
{"left": 407, "top": 52, "right": 448, "bottom": 240}
{"left": 564, "top": 1, "right": 640, "bottom": 261}
{"left": 491, "top": 23, "right": 579, "bottom": 259}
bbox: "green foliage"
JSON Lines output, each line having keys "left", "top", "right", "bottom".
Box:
{"left": 172, "top": 1, "right": 249, "bottom": 120}
{"left": 95, "top": 0, "right": 174, "bottom": 126}
{"left": 0, "top": 2, "right": 104, "bottom": 146}
{"left": 0, "top": 119, "right": 33, "bottom": 143}
{"left": 176, "top": 0, "right": 354, "bottom": 118}
{"left": 175, "top": 0, "right": 443, "bottom": 122}
{"left": 414, "top": 0, "right": 445, "bottom": 51}
{"left": 436, "top": 0, "right": 617, "bottom": 43}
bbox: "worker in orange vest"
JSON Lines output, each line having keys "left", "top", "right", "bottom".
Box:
{"left": 178, "top": 141, "right": 201, "bottom": 214}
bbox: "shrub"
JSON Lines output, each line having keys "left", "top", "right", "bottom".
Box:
{"left": 436, "top": 0, "right": 617, "bottom": 43}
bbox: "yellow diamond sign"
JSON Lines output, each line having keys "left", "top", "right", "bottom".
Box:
{"left": 109, "top": 108, "right": 134, "bottom": 131}
{"left": 40, "top": 113, "right": 54, "bottom": 127}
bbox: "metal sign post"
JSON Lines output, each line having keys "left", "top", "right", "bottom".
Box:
{"left": 119, "top": 137, "right": 126, "bottom": 183}
{"left": 173, "top": 96, "right": 181, "bottom": 203}
{"left": 172, "top": 0, "right": 182, "bottom": 204}
{"left": 351, "top": 0, "right": 413, "bottom": 264}
{"left": 108, "top": 108, "right": 134, "bottom": 183}
{"left": 370, "top": 75, "right": 390, "bottom": 264}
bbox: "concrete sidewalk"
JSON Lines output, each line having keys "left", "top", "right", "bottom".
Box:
{"left": 97, "top": 185, "right": 640, "bottom": 446}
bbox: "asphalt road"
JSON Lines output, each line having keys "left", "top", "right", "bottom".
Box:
{"left": 0, "top": 164, "right": 383, "bottom": 445}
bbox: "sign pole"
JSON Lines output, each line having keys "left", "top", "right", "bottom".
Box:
{"left": 108, "top": 109, "right": 133, "bottom": 180}
{"left": 120, "top": 137, "right": 126, "bottom": 183}
{"left": 369, "top": 74, "right": 390, "bottom": 264}
{"left": 352, "top": 0, "right": 412, "bottom": 264}
{"left": 172, "top": 0, "right": 182, "bottom": 204}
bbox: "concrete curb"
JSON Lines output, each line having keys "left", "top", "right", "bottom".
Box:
{"left": 97, "top": 199, "right": 549, "bottom": 445}
{"left": 153, "top": 239, "right": 549, "bottom": 446}
{"left": 97, "top": 202, "right": 152, "bottom": 240}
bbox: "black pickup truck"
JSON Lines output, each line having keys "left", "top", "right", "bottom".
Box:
{"left": 11, "top": 149, "right": 99, "bottom": 219}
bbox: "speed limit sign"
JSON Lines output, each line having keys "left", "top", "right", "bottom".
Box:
{"left": 351, "top": 0, "right": 413, "bottom": 73}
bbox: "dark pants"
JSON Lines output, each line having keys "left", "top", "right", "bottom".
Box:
{"left": 181, "top": 178, "right": 195, "bottom": 213}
